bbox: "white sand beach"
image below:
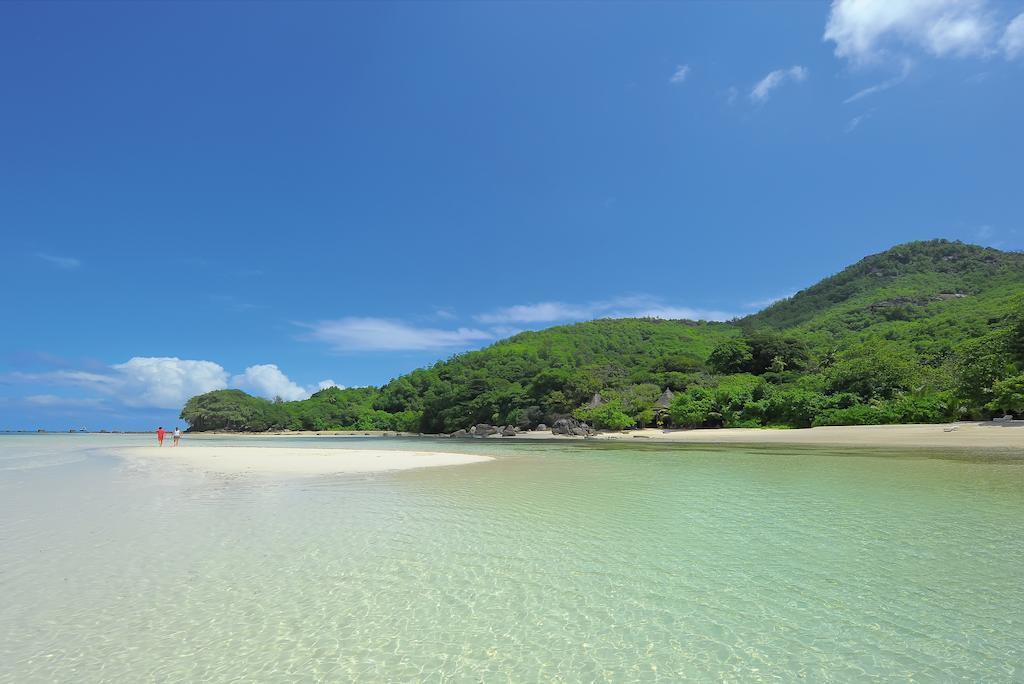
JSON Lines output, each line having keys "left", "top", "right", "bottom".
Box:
{"left": 545, "top": 421, "right": 1024, "bottom": 449}
{"left": 116, "top": 446, "right": 493, "bottom": 476}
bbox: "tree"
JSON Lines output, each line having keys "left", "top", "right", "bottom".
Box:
{"left": 746, "top": 332, "right": 809, "bottom": 375}
{"left": 708, "top": 338, "right": 753, "bottom": 374}
{"left": 826, "top": 345, "right": 920, "bottom": 401}
{"left": 952, "top": 336, "right": 1013, "bottom": 414}
{"left": 180, "top": 390, "right": 273, "bottom": 431}
{"left": 987, "top": 373, "right": 1024, "bottom": 415}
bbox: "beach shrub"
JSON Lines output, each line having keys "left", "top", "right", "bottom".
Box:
{"left": 887, "top": 393, "right": 957, "bottom": 423}
{"left": 575, "top": 401, "right": 635, "bottom": 430}
{"left": 763, "top": 387, "right": 825, "bottom": 428}
{"left": 812, "top": 403, "right": 895, "bottom": 427}
{"left": 669, "top": 387, "right": 716, "bottom": 427}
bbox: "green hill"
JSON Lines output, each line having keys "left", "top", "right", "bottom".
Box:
{"left": 181, "top": 240, "right": 1024, "bottom": 432}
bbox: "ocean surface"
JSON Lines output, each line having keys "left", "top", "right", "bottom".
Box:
{"left": 1, "top": 434, "right": 1022, "bottom": 682}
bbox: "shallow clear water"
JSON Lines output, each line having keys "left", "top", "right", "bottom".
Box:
{"left": 1, "top": 434, "right": 1023, "bottom": 681}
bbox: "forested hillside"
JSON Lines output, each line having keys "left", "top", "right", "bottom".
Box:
{"left": 181, "top": 240, "right": 1024, "bottom": 432}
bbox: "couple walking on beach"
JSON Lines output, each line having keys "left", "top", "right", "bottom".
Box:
{"left": 156, "top": 426, "right": 182, "bottom": 447}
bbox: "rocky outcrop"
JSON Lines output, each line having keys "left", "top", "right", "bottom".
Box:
{"left": 501, "top": 426, "right": 517, "bottom": 437}
{"left": 552, "top": 417, "right": 593, "bottom": 436}
{"left": 450, "top": 429, "right": 468, "bottom": 438}
{"left": 535, "top": 424, "right": 548, "bottom": 431}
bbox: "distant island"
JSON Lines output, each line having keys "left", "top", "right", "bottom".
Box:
{"left": 180, "top": 240, "right": 1024, "bottom": 435}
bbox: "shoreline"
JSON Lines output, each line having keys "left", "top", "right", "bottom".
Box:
{"left": 576, "top": 422, "right": 1024, "bottom": 449}
{"left": 180, "top": 421, "right": 1024, "bottom": 450}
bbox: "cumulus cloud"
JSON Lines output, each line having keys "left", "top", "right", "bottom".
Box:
{"left": 36, "top": 253, "right": 81, "bottom": 269}
{"left": 1003, "top": 12, "right": 1024, "bottom": 59}
{"left": 750, "top": 66, "right": 808, "bottom": 102}
{"left": 111, "top": 357, "right": 230, "bottom": 408}
{"left": 669, "top": 64, "right": 691, "bottom": 84}
{"left": 229, "top": 365, "right": 340, "bottom": 401}
{"left": 824, "top": 0, "right": 998, "bottom": 65}
{"left": 232, "top": 364, "right": 311, "bottom": 401}
{"left": 299, "top": 317, "right": 494, "bottom": 352}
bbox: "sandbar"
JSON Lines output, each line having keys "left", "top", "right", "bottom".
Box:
{"left": 116, "top": 446, "right": 492, "bottom": 476}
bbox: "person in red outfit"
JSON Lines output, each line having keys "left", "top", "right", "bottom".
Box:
{"left": 156, "top": 426, "right": 166, "bottom": 446}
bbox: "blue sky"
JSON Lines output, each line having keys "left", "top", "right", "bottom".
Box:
{"left": 2, "top": 0, "right": 1023, "bottom": 430}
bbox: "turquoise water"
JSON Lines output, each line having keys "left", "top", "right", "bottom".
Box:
{"left": 1, "top": 434, "right": 1023, "bottom": 681}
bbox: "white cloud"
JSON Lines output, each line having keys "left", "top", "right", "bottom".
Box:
{"left": 300, "top": 317, "right": 494, "bottom": 352}
{"left": 476, "top": 296, "right": 736, "bottom": 325}
{"left": 844, "top": 59, "right": 912, "bottom": 102}
{"left": 750, "top": 66, "right": 808, "bottom": 102}
{"left": 824, "top": 0, "right": 998, "bottom": 65}
{"left": 8, "top": 357, "right": 228, "bottom": 409}
{"left": 24, "top": 394, "right": 105, "bottom": 408}
{"left": 669, "top": 64, "right": 690, "bottom": 84}
{"left": 230, "top": 365, "right": 342, "bottom": 401}
{"left": 845, "top": 110, "right": 874, "bottom": 132}
{"left": 232, "top": 364, "right": 310, "bottom": 401}
{"left": 1002, "top": 12, "right": 1024, "bottom": 59}
{"left": 8, "top": 358, "right": 344, "bottom": 408}
{"left": 743, "top": 292, "right": 798, "bottom": 310}
{"left": 5, "top": 369, "right": 120, "bottom": 388}
{"left": 36, "top": 253, "right": 81, "bottom": 269}
{"left": 476, "top": 302, "right": 591, "bottom": 325}
{"left": 112, "top": 357, "right": 229, "bottom": 408}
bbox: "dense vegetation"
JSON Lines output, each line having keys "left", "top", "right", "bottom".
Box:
{"left": 181, "top": 240, "right": 1024, "bottom": 432}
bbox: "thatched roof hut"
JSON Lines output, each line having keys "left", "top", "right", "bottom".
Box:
{"left": 654, "top": 388, "right": 675, "bottom": 409}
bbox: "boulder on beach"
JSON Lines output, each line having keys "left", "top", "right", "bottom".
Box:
{"left": 474, "top": 424, "right": 497, "bottom": 437}
{"left": 535, "top": 423, "right": 548, "bottom": 431}
{"left": 451, "top": 429, "right": 468, "bottom": 438}
{"left": 501, "top": 426, "right": 517, "bottom": 437}
{"left": 552, "top": 417, "right": 593, "bottom": 436}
